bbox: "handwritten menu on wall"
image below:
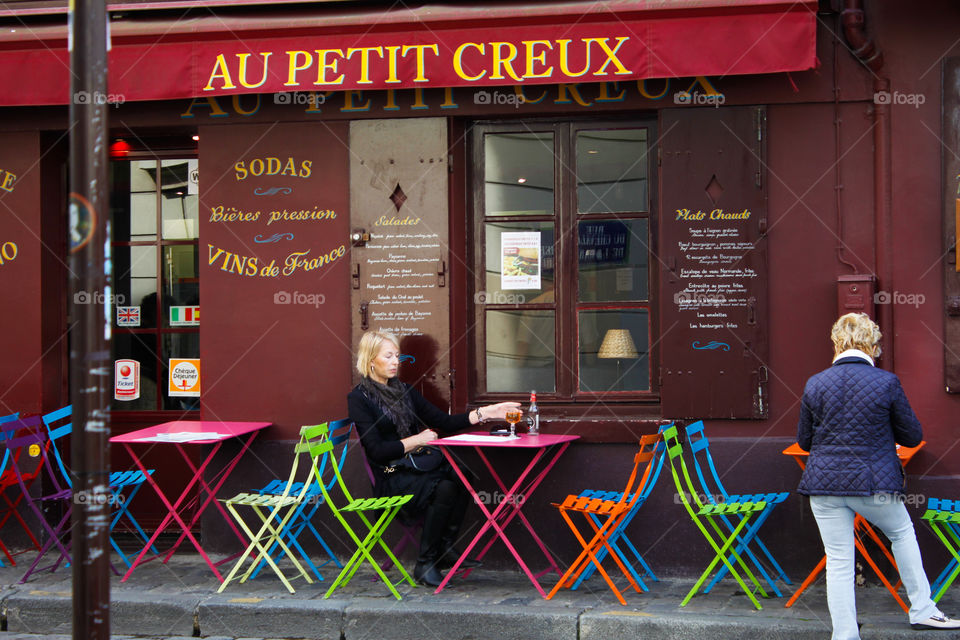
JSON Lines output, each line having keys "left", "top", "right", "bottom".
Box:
{"left": 671, "top": 207, "right": 758, "bottom": 332}
{"left": 363, "top": 216, "right": 441, "bottom": 336}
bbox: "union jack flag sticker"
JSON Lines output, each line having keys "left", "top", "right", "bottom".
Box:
{"left": 117, "top": 306, "right": 141, "bottom": 327}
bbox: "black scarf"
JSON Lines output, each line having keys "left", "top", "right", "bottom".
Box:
{"left": 360, "top": 376, "right": 419, "bottom": 438}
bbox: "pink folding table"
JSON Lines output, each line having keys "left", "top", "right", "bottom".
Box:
{"left": 110, "top": 420, "right": 271, "bottom": 582}
{"left": 428, "top": 432, "right": 579, "bottom": 596}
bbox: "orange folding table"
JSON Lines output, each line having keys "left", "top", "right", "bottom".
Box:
{"left": 782, "top": 441, "right": 925, "bottom": 612}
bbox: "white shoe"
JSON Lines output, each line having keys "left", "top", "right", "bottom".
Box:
{"left": 911, "top": 613, "right": 960, "bottom": 630}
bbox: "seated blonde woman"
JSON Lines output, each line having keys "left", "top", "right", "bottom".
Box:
{"left": 347, "top": 330, "right": 519, "bottom": 587}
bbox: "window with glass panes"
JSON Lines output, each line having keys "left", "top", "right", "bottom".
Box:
{"left": 110, "top": 157, "right": 200, "bottom": 412}
{"left": 471, "top": 121, "right": 655, "bottom": 400}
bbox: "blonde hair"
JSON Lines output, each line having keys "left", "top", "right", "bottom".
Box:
{"left": 356, "top": 330, "right": 400, "bottom": 378}
{"left": 831, "top": 313, "right": 882, "bottom": 357}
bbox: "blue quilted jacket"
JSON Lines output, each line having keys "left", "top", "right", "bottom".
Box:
{"left": 796, "top": 355, "right": 923, "bottom": 496}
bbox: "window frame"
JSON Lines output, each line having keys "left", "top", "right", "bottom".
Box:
{"left": 469, "top": 118, "right": 660, "bottom": 405}
{"left": 110, "top": 147, "right": 200, "bottom": 417}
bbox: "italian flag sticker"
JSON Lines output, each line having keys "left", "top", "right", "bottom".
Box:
{"left": 170, "top": 306, "right": 200, "bottom": 326}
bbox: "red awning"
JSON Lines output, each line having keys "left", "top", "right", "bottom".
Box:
{"left": 0, "top": 0, "right": 817, "bottom": 106}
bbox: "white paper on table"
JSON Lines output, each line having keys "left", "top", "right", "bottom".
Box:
{"left": 440, "top": 434, "right": 521, "bottom": 443}
{"left": 134, "top": 431, "right": 225, "bottom": 443}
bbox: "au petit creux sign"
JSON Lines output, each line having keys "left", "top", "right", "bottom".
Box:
{"left": 201, "top": 26, "right": 638, "bottom": 95}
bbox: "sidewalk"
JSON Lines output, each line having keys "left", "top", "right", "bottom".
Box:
{"left": 0, "top": 552, "right": 958, "bottom": 640}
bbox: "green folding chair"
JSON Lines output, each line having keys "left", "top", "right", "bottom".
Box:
{"left": 661, "top": 424, "right": 769, "bottom": 609}
{"left": 921, "top": 498, "right": 960, "bottom": 602}
{"left": 306, "top": 422, "right": 416, "bottom": 600}
{"left": 217, "top": 429, "right": 320, "bottom": 593}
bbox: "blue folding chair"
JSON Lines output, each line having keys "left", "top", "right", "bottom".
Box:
{"left": 246, "top": 418, "right": 352, "bottom": 581}
{"left": 684, "top": 420, "right": 790, "bottom": 596}
{"left": 41, "top": 405, "right": 158, "bottom": 568}
{"left": 922, "top": 498, "right": 960, "bottom": 601}
{"left": 567, "top": 426, "right": 667, "bottom": 591}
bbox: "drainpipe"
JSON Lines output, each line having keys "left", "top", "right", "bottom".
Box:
{"left": 842, "top": 0, "right": 893, "bottom": 369}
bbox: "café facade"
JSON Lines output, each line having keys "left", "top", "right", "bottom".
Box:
{"left": 0, "top": 0, "right": 959, "bottom": 577}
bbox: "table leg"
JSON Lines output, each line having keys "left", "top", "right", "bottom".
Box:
{"left": 785, "top": 556, "right": 826, "bottom": 608}
{"left": 785, "top": 528, "right": 908, "bottom": 613}
{"left": 473, "top": 444, "right": 570, "bottom": 578}
{"left": 434, "top": 443, "right": 571, "bottom": 597}
{"left": 165, "top": 433, "right": 258, "bottom": 562}
{"left": 120, "top": 443, "right": 225, "bottom": 582}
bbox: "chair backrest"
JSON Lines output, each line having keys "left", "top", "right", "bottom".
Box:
{"left": 615, "top": 432, "right": 666, "bottom": 514}
{"left": 298, "top": 421, "right": 356, "bottom": 506}
{"left": 684, "top": 420, "right": 729, "bottom": 504}
{"left": 662, "top": 423, "right": 706, "bottom": 519}
{"left": 0, "top": 412, "right": 21, "bottom": 478}
{"left": 2, "top": 415, "right": 67, "bottom": 497}
{"left": 318, "top": 419, "right": 353, "bottom": 492}
{"left": 40, "top": 405, "right": 73, "bottom": 487}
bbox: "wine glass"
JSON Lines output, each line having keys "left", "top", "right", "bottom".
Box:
{"left": 505, "top": 409, "right": 523, "bottom": 437}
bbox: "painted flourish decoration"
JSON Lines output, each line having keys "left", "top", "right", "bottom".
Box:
{"left": 692, "top": 340, "right": 730, "bottom": 351}
{"left": 399, "top": 354, "right": 416, "bottom": 363}
{"left": 253, "top": 233, "right": 295, "bottom": 243}
{"left": 253, "top": 186, "right": 294, "bottom": 196}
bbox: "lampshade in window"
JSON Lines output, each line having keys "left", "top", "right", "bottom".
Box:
{"left": 597, "top": 329, "right": 639, "bottom": 359}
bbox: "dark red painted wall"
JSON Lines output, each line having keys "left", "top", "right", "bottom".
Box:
{"left": 0, "top": 131, "right": 43, "bottom": 416}
{"left": 199, "top": 123, "right": 351, "bottom": 439}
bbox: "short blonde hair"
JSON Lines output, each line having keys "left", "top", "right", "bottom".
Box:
{"left": 356, "top": 330, "right": 400, "bottom": 378}
{"left": 831, "top": 313, "right": 882, "bottom": 356}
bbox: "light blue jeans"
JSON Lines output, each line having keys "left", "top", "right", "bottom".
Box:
{"left": 809, "top": 495, "right": 938, "bottom": 640}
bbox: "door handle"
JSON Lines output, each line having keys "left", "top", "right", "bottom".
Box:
{"left": 359, "top": 301, "right": 369, "bottom": 330}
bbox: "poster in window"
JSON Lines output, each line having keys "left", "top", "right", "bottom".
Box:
{"left": 501, "top": 231, "right": 541, "bottom": 290}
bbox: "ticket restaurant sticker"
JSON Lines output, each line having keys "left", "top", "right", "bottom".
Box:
{"left": 168, "top": 358, "right": 201, "bottom": 397}
{"left": 501, "top": 231, "right": 541, "bottom": 290}
{"left": 115, "top": 359, "right": 140, "bottom": 401}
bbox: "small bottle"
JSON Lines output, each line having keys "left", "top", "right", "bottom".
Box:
{"left": 527, "top": 390, "right": 540, "bottom": 435}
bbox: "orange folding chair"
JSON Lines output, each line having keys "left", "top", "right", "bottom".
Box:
{"left": 547, "top": 432, "right": 663, "bottom": 605}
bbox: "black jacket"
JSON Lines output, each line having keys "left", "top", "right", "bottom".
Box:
{"left": 796, "top": 355, "right": 922, "bottom": 496}
{"left": 347, "top": 382, "right": 470, "bottom": 467}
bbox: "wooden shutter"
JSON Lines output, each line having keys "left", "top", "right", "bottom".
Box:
{"left": 944, "top": 58, "right": 960, "bottom": 393}
{"left": 350, "top": 118, "right": 452, "bottom": 410}
{"left": 658, "top": 106, "right": 769, "bottom": 419}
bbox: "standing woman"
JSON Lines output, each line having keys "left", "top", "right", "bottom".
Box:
{"left": 797, "top": 313, "right": 960, "bottom": 638}
{"left": 348, "top": 330, "right": 520, "bottom": 586}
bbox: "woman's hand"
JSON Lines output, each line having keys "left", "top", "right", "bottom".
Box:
{"left": 474, "top": 401, "right": 521, "bottom": 423}
{"left": 401, "top": 428, "right": 437, "bottom": 453}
